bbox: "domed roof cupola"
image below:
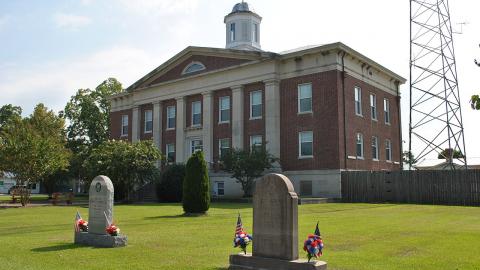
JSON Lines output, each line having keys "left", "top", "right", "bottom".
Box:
{"left": 224, "top": 1, "right": 262, "bottom": 51}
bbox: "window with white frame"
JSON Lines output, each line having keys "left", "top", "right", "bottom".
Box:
{"left": 384, "top": 98, "right": 390, "bottom": 124}
{"left": 191, "top": 139, "right": 203, "bottom": 154}
{"left": 298, "top": 83, "right": 312, "bottom": 113}
{"left": 219, "top": 138, "right": 230, "bottom": 159}
{"left": 250, "top": 135, "right": 262, "bottom": 150}
{"left": 219, "top": 96, "right": 230, "bottom": 123}
{"left": 230, "top": 23, "right": 236, "bottom": 41}
{"left": 250, "top": 91, "right": 262, "bottom": 119}
{"left": 356, "top": 133, "right": 364, "bottom": 159}
{"left": 166, "top": 144, "right": 175, "bottom": 163}
{"left": 215, "top": 181, "right": 225, "bottom": 196}
{"left": 354, "top": 86, "right": 362, "bottom": 116}
{"left": 182, "top": 62, "right": 205, "bottom": 75}
{"left": 144, "top": 110, "right": 153, "bottom": 133}
{"left": 253, "top": 23, "right": 258, "bottom": 42}
{"left": 299, "top": 131, "right": 313, "bottom": 158}
{"left": 372, "top": 136, "right": 378, "bottom": 160}
{"left": 191, "top": 101, "right": 201, "bottom": 126}
{"left": 121, "top": 115, "right": 128, "bottom": 136}
{"left": 370, "top": 94, "right": 377, "bottom": 120}
{"left": 167, "top": 106, "right": 176, "bottom": 129}
{"left": 385, "top": 139, "right": 392, "bottom": 161}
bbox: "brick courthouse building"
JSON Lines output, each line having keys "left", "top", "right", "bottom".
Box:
{"left": 108, "top": 2, "right": 406, "bottom": 198}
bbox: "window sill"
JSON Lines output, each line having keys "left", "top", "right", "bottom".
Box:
{"left": 372, "top": 159, "right": 379, "bottom": 162}
{"left": 356, "top": 114, "right": 363, "bottom": 118}
{"left": 249, "top": 117, "right": 262, "bottom": 120}
{"left": 385, "top": 122, "right": 391, "bottom": 126}
{"left": 386, "top": 160, "right": 393, "bottom": 163}
{"left": 356, "top": 157, "right": 364, "bottom": 160}
{"left": 218, "top": 121, "right": 230, "bottom": 125}
{"left": 347, "top": 155, "right": 357, "bottom": 160}
{"left": 144, "top": 131, "right": 152, "bottom": 134}
{"left": 393, "top": 161, "right": 400, "bottom": 165}
{"left": 371, "top": 118, "right": 378, "bottom": 122}
{"left": 166, "top": 128, "right": 175, "bottom": 131}
{"left": 298, "top": 155, "right": 313, "bottom": 159}
{"left": 297, "top": 111, "right": 313, "bottom": 115}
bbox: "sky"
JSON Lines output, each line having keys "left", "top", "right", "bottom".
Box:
{"left": 0, "top": 0, "right": 479, "bottom": 160}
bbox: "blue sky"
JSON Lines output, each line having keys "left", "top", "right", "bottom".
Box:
{"left": 1, "top": 0, "right": 479, "bottom": 159}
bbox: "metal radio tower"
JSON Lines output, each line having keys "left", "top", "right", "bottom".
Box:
{"left": 409, "top": 0, "right": 467, "bottom": 169}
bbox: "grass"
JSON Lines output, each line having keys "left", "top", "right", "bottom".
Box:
{"left": 0, "top": 194, "right": 49, "bottom": 202}
{"left": 0, "top": 203, "right": 479, "bottom": 270}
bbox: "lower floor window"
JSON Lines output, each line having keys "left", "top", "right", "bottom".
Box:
{"left": 166, "top": 144, "right": 175, "bottom": 163}
{"left": 299, "top": 131, "right": 313, "bottom": 158}
{"left": 191, "top": 139, "right": 203, "bottom": 154}
{"left": 219, "top": 138, "right": 230, "bottom": 159}
{"left": 215, "top": 181, "right": 225, "bottom": 196}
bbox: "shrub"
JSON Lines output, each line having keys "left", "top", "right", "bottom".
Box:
{"left": 156, "top": 164, "right": 186, "bottom": 203}
{"left": 182, "top": 151, "right": 210, "bottom": 213}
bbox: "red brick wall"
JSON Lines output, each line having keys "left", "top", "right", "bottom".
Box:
{"left": 243, "top": 82, "right": 265, "bottom": 148}
{"left": 342, "top": 74, "right": 401, "bottom": 171}
{"left": 140, "top": 104, "right": 153, "bottom": 141}
{"left": 148, "top": 55, "right": 251, "bottom": 86}
{"left": 110, "top": 109, "right": 132, "bottom": 142}
{"left": 213, "top": 89, "right": 232, "bottom": 162}
{"left": 162, "top": 99, "right": 176, "bottom": 159}
{"left": 185, "top": 94, "right": 202, "bottom": 128}
{"left": 280, "top": 71, "right": 341, "bottom": 171}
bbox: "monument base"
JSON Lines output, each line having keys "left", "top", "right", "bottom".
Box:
{"left": 229, "top": 253, "right": 327, "bottom": 270}
{"left": 74, "top": 232, "right": 127, "bottom": 248}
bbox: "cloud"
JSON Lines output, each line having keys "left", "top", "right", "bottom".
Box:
{"left": 0, "top": 46, "right": 160, "bottom": 115}
{"left": 0, "top": 15, "right": 11, "bottom": 30}
{"left": 119, "top": 0, "right": 200, "bottom": 15}
{"left": 53, "top": 13, "right": 92, "bottom": 30}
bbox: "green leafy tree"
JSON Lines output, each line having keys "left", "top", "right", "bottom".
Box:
{"left": 183, "top": 151, "right": 210, "bottom": 214}
{"left": 438, "top": 148, "right": 464, "bottom": 159}
{"left": 0, "top": 104, "right": 22, "bottom": 130}
{"left": 402, "top": 151, "right": 417, "bottom": 168}
{"left": 156, "top": 164, "right": 186, "bottom": 203}
{"left": 472, "top": 44, "right": 480, "bottom": 110}
{"left": 83, "top": 140, "right": 161, "bottom": 201}
{"left": 220, "top": 145, "right": 277, "bottom": 197}
{"left": 0, "top": 104, "right": 70, "bottom": 205}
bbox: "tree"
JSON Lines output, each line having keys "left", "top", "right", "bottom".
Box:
{"left": 438, "top": 148, "right": 464, "bottom": 159}
{"left": 156, "top": 164, "right": 186, "bottom": 203}
{"left": 0, "top": 104, "right": 22, "bottom": 130}
{"left": 83, "top": 140, "right": 161, "bottom": 201}
{"left": 0, "top": 104, "right": 70, "bottom": 206}
{"left": 63, "top": 78, "right": 123, "bottom": 152}
{"left": 220, "top": 145, "right": 277, "bottom": 197}
{"left": 182, "top": 151, "right": 210, "bottom": 214}
{"left": 402, "top": 151, "right": 417, "bottom": 168}
{"left": 472, "top": 44, "right": 480, "bottom": 110}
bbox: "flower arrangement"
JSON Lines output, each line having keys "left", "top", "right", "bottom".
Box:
{"left": 234, "top": 230, "right": 252, "bottom": 254}
{"left": 77, "top": 219, "right": 88, "bottom": 232}
{"left": 303, "top": 234, "right": 324, "bottom": 262}
{"left": 106, "top": 224, "right": 120, "bottom": 236}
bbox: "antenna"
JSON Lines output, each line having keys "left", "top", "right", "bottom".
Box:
{"left": 409, "top": 0, "right": 467, "bottom": 170}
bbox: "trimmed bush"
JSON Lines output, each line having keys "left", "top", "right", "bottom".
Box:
{"left": 156, "top": 164, "right": 186, "bottom": 202}
{"left": 182, "top": 151, "right": 210, "bottom": 213}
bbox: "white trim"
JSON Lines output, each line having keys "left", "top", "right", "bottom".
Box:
{"left": 298, "top": 131, "right": 314, "bottom": 159}
{"left": 190, "top": 137, "right": 203, "bottom": 154}
{"left": 371, "top": 136, "right": 378, "bottom": 160}
{"left": 166, "top": 106, "right": 176, "bottom": 130}
{"left": 181, "top": 61, "right": 206, "bottom": 75}
{"left": 297, "top": 83, "right": 313, "bottom": 114}
{"left": 166, "top": 143, "right": 175, "bottom": 163}
{"left": 144, "top": 109, "right": 153, "bottom": 133}
{"left": 370, "top": 93, "right": 377, "bottom": 121}
{"left": 249, "top": 135, "right": 262, "bottom": 149}
{"left": 356, "top": 133, "right": 364, "bottom": 159}
{"left": 354, "top": 86, "right": 362, "bottom": 116}
{"left": 121, "top": 114, "right": 129, "bottom": 136}
{"left": 218, "top": 138, "right": 230, "bottom": 159}
{"left": 384, "top": 98, "right": 391, "bottom": 124}
{"left": 347, "top": 155, "right": 357, "bottom": 160}
{"left": 218, "top": 96, "right": 231, "bottom": 124}
{"left": 250, "top": 90, "right": 262, "bottom": 120}
{"left": 191, "top": 101, "right": 202, "bottom": 127}
{"left": 385, "top": 139, "right": 392, "bottom": 161}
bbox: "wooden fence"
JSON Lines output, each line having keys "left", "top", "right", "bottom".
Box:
{"left": 341, "top": 170, "right": 480, "bottom": 206}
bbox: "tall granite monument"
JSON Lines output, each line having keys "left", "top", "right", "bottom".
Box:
{"left": 74, "top": 175, "right": 127, "bottom": 248}
{"left": 229, "top": 173, "right": 327, "bottom": 270}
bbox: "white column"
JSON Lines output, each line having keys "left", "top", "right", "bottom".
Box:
{"left": 202, "top": 91, "right": 214, "bottom": 164}
{"left": 153, "top": 101, "right": 162, "bottom": 149}
{"left": 175, "top": 97, "right": 186, "bottom": 163}
{"left": 264, "top": 79, "right": 281, "bottom": 161}
{"left": 231, "top": 85, "right": 244, "bottom": 150}
{"left": 131, "top": 105, "right": 140, "bottom": 143}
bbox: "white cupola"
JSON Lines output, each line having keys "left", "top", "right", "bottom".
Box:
{"left": 224, "top": 2, "right": 262, "bottom": 51}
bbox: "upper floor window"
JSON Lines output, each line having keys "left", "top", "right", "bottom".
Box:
{"left": 298, "top": 83, "right": 312, "bottom": 113}
{"left": 167, "top": 106, "right": 176, "bottom": 129}
{"left": 144, "top": 110, "right": 153, "bottom": 133}
{"left": 191, "top": 101, "right": 202, "bottom": 126}
{"left": 372, "top": 136, "right": 378, "bottom": 160}
{"left": 356, "top": 133, "right": 364, "bottom": 159}
{"left": 250, "top": 135, "right": 262, "bottom": 150}
{"left": 355, "top": 86, "right": 362, "bottom": 116}
{"left": 384, "top": 98, "right": 391, "bottom": 124}
{"left": 219, "top": 96, "right": 230, "bottom": 123}
{"left": 182, "top": 62, "right": 206, "bottom": 75}
{"left": 385, "top": 139, "right": 392, "bottom": 161}
{"left": 230, "top": 23, "right": 236, "bottom": 41}
{"left": 253, "top": 23, "right": 258, "bottom": 42}
{"left": 121, "top": 115, "right": 128, "bottom": 136}
{"left": 250, "top": 91, "right": 262, "bottom": 119}
{"left": 299, "top": 131, "right": 313, "bottom": 158}
{"left": 370, "top": 94, "right": 377, "bottom": 120}
{"left": 219, "top": 138, "right": 230, "bottom": 159}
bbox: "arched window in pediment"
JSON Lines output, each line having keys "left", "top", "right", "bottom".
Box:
{"left": 182, "top": 61, "right": 206, "bottom": 75}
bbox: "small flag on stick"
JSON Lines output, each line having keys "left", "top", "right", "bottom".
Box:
{"left": 314, "top": 221, "right": 321, "bottom": 236}
{"left": 235, "top": 213, "right": 243, "bottom": 236}
{"left": 74, "top": 211, "right": 82, "bottom": 232}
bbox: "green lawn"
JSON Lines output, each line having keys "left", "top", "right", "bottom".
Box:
{"left": 0, "top": 203, "right": 479, "bottom": 270}
{"left": 0, "top": 194, "right": 49, "bottom": 202}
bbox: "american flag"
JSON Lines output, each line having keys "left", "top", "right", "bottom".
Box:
{"left": 314, "top": 221, "right": 321, "bottom": 236}
{"left": 235, "top": 213, "right": 244, "bottom": 236}
{"left": 74, "top": 211, "right": 82, "bottom": 233}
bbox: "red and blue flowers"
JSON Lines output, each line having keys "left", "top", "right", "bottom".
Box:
{"left": 233, "top": 213, "right": 252, "bottom": 254}
{"left": 303, "top": 222, "right": 324, "bottom": 262}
